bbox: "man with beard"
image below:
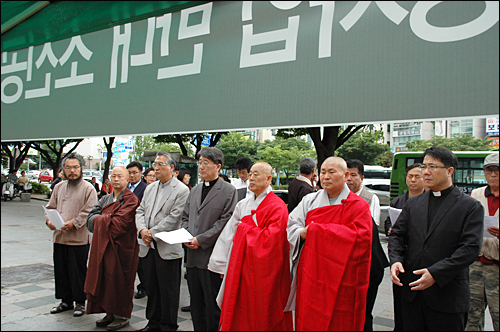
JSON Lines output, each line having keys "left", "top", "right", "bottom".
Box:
{"left": 45, "top": 153, "right": 98, "bottom": 317}
{"left": 85, "top": 167, "right": 141, "bottom": 331}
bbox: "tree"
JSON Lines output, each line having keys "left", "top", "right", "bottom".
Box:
{"left": 28, "top": 139, "right": 84, "bottom": 177}
{"left": 102, "top": 137, "right": 115, "bottom": 182}
{"left": 154, "top": 132, "right": 227, "bottom": 158}
{"left": 131, "top": 135, "right": 184, "bottom": 162}
{"left": 276, "top": 125, "right": 366, "bottom": 168}
{"left": 406, "top": 134, "right": 492, "bottom": 151}
{"left": 335, "top": 129, "right": 391, "bottom": 165}
{"left": 216, "top": 132, "right": 260, "bottom": 170}
{"left": 1, "top": 142, "right": 32, "bottom": 172}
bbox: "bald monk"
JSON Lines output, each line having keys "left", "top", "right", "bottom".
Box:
{"left": 85, "top": 167, "right": 141, "bottom": 331}
{"left": 286, "top": 157, "right": 373, "bottom": 331}
{"left": 208, "top": 162, "right": 293, "bottom": 331}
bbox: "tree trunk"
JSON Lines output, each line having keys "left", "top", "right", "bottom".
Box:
{"left": 102, "top": 137, "right": 115, "bottom": 181}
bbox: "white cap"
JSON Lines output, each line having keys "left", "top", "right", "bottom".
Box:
{"left": 483, "top": 153, "right": 499, "bottom": 169}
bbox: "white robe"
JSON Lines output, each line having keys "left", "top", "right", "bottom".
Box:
{"left": 285, "top": 183, "right": 351, "bottom": 311}
{"left": 208, "top": 185, "right": 273, "bottom": 307}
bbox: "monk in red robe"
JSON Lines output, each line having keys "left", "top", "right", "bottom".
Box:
{"left": 85, "top": 167, "right": 140, "bottom": 331}
{"left": 208, "top": 162, "right": 293, "bottom": 331}
{"left": 286, "top": 157, "right": 373, "bottom": 331}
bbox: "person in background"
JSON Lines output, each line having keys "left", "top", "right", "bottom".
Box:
{"left": 384, "top": 163, "right": 425, "bottom": 331}
{"left": 91, "top": 177, "right": 100, "bottom": 193}
{"left": 85, "top": 167, "right": 140, "bottom": 331}
{"left": 143, "top": 168, "right": 156, "bottom": 185}
{"left": 51, "top": 169, "right": 64, "bottom": 191}
{"left": 126, "top": 161, "right": 148, "bottom": 300}
{"left": 7, "top": 169, "right": 19, "bottom": 191}
{"left": 287, "top": 157, "right": 316, "bottom": 213}
{"left": 389, "top": 147, "right": 484, "bottom": 331}
{"left": 18, "top": 171, "right": 29, "bottom": 189}
{"left": 219, "top": 174, "right": 231, "bottom": 183}
{"left": 466, "top": 153, "right": 499, "bottom": 331}
{"left": 100, "top": 178, "right": 113, "bottom": 199}
{"left": 177, "top": 169, "right": 192, "bottom": 189}
{"left": 232, "top": 157, "right": 252, "bottom": 191}
{"left": 45, "top": 153, "right": 98, "bottom": 318}
{"left": 346, "top": 159, "right": 389, "bottom": 331}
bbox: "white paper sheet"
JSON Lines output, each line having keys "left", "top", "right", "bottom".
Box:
{"left": 43, "top": 206, "right": 65, "bottom": 230}
{"left": 389, "top": 207, "right": 403, "bottom": 226}
{"left": 154, "top": 228, "right": 194, "bottom": 244}
{"left": 138, "top": 238, "right": 155, "bottom": 249}
{"left": 483, "top": 216, "right": 499, "bottom": 239}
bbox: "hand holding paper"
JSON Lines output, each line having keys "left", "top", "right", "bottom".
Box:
{"left": 43, "top": 206, "right": 65, "bottom": 230}
{"left": 155, "top": 228, "right": 194, "bottom": 245}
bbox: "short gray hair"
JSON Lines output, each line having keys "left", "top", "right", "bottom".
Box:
{"left": 197, "top": 147, "right": 224, "bottom": 166}
{"left": 62, "top": 153, "right": 84, "bottom": 168}
{"left": 155, "top": 151, "right": 175, "bottom": 166}
{"left": 300, "top": 157, "right": 316, "bottom": 174}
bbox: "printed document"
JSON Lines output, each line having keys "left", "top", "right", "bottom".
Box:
{"left": 155, "top": 228, "right": 194, "bottom": 244}
{"left": 389, "top": 207, "right": 403, "bottom": 226}
{"left": 484, "top": 216, "right": 498, "bottom": 239}
{"left": 43, "top": 206, "right": 65, "bottom": 230}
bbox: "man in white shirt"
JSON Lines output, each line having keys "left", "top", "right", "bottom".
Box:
{"left": 346, "top": 159, "right": 381, "bottom": 226}
{"left": 232, "top": 157, "right": 253, "bottom": 201}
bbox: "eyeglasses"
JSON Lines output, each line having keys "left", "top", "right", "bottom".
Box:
{"left": 197, "top": 161, "right": 217, "bottom": 167}
{"left": 64, "top": 166, "right": 81, "bottom": 170}
{"left": 419, "top": 165, "right": 449, "bottom": 172}
{"left": 152, "top": 162, "right": 169, "bottom": 168}
{"left": 484, "top": 168, "right": 499, "bottom": 175}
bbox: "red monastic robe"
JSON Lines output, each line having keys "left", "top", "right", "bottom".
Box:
{"left": 219, "top": 192, "right": 293, "bottom": 331}
{"left": 85, "top": 189, "right": 140, "bottom": 318}
{"left": 295, "top": 191, "right": 372, "bottom": 331}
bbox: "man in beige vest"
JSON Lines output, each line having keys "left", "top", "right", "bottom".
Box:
{"left": 466, "top": 152, "right": 499, "bottom": 331}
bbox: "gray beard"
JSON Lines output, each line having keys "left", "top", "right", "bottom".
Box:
{"left": 67, "top": 174, "right": 83, "bottom": 186}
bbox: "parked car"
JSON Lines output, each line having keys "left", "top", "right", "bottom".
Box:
{"left": 272, "top": 189, "right": 288, "bottom": 206}
{"left": 38, "top": 170, "right": 53, "bottom": 183}
{"left": 26, "top": 170, "right": 41, "bottom": 181}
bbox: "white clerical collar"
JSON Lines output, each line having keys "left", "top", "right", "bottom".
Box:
{"left": 432, "top": 191, "right": 441, "bottom": 196}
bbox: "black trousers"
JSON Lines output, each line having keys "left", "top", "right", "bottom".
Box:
{"left": 53, "top": 243, "right": 89, "bottom": 305}
{"left": 186, "top": 267, "right": 222, "bottom": 331}
{"left": 143, "top": 244, "right": 182, "bottom": 331}
{"left": 392, "top": 283, "right": 404, "bottom": 331}
{"left": 402, "top": 291, "right": 468, "bottom": 331}
{"left": 364, "top": 270, "right": 385, "bottom": 331}
{"left": 137, "top": 257, "right": 146, "bottom": 292}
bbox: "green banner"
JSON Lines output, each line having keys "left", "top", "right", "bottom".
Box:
{"left": 1, "top": 1, "right": 499, "bottom": 141}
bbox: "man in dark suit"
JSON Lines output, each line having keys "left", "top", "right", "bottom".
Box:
{"left": 126, "top": 161, "right": 149, "bottom": 300}
{"left": 287, "top": 157, "right": 316, "bottom": 213}
{"left": 389, "top": 147, "right": 484, "bottom": 331}
{"left": 182, "top": 147, "right": 238, "bottom": 331}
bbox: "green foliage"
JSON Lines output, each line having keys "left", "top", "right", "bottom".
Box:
{"left": 29, "top": 181, "right": 50, "bottom": 194}
{"left": 131, "top": 135, "right": 185, "bottom": 162}
{"left": 216, "top": 132, "right": 260, "bottom": 169}
{"left": 376, "top": 150, "right": 394, "bottom": 168}
{"left": 271, "top": 185, "right": 289, "bottom": 190}
{"left": 335, "top": 129, "right": 390, "bottom": 165}
{"left": 406, "top": 134, "right": 492, "bottom": 151}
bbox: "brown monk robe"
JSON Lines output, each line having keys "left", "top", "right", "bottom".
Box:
{"left": 85, "top": 188, "right": 140, "bottom": 318}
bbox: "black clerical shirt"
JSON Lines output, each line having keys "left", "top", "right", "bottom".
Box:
{"left": 201, "top": 178, "right": 219, "bottom": 203}
{"left": 427, "top": 185, "right": 454, "bottom": 231}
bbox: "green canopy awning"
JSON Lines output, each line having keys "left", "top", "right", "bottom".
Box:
{"left": 1, "top": 1, "right": 208, "bottom": 53}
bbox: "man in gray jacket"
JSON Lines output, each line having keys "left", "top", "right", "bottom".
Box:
{"left": 135, "top": 152, "right": 190, "bottom": 332}
{"left": 182, "top": 147, "right": 237, "bottom": 331}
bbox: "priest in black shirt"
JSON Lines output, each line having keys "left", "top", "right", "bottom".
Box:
{"left": 388, "top": 147, "right": 484, "bottom": 331}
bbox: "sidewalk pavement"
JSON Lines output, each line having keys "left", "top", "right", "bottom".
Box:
{"left": 1, "top": 197, "right": 494, "bottom": 331}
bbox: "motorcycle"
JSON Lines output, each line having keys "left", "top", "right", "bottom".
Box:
{"left": 2, "top": 181, "right": 32, "bottom": 201}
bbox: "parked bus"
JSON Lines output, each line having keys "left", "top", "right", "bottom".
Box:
{"left": 390, "top": 151, "right": 495, "bottom": 200}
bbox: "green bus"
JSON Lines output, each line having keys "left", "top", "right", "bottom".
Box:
{"left": 390, "top": 151, "right": 495, "bottom": 200}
